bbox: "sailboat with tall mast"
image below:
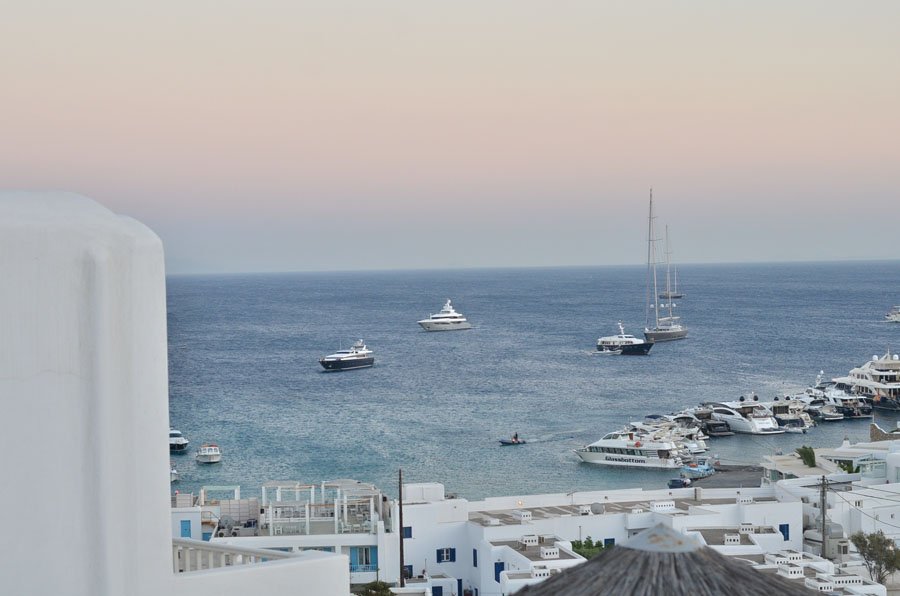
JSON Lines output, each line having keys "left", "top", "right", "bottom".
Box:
{"left": 644, "top": 190, "right": 688, "bottom": 342}
{"left": 658, "top": 227, "right": 684, "bottom": 300}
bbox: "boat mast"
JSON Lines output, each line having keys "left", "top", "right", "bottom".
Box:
{"left": 645, "top": 188, "right": 660, "bottom": 330}
{"left": 664, "top": 225, "right": 674, "bottom": 320}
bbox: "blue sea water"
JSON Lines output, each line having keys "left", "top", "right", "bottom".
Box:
{"left": 167, "top": 261, "right": 900, "bottom": 500}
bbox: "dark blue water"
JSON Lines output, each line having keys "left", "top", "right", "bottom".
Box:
{"left": 167, "top": 261, "right": 900, "bottom": 499}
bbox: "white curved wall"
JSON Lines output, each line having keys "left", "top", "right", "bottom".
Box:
{"left": 0, "top": 192, "right": 172, "bottom": 595}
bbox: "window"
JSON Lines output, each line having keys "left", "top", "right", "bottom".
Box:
{"left": 604, "top": 538, "right": 615, "bottom": 548}
{"left": 473, "top": 548, "right": 478, "bottom": 567}
{"left": 358, "top": 547, "right": 372, "bottom": 566}
{"left": 403, "top": 565, "right": 413, "bottom": 579}
{"left": 436, "top": 547, "right": 456, "bottom": 563}
{"left": 402, "top": 526, "right": 412, "bottom": 539}
{"left": 180, "top": 520, "right": 191, "bottom": 538}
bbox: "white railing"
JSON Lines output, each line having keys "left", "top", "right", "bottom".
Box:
{"left": 172, "top": 538, "right": 296, "bottom": 573}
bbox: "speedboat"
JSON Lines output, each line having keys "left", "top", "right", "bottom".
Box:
{"left": 575, "top": 430, "right": 684, "bottom": 469}
{"left": 417, "top": 300, "right": 472, "bottom": 331}
{"left": 170, "top": 462, "right": 180, "bottom": 483}
{"left": 500, "top": 433, "right": 526, "bottom": 446}
{"left": 886, "top": 306, "right": 900, "bottom": 323}
{"left": 684, "top": 407, "right": 734, "bottom": 437}
{"left": 705, "top": 398, "right": 785, "bottom": 434}
{"left": 169, "top": 428, "right": 190, "bottom": 453}
{"left": 319, "top": 340, "right": 375, "bottom": 371}
{"left": 196, "top": 444, "right": 222, "bottom": 464}
{"left": 597, "top": 322, "right": 653, "bottom": 355}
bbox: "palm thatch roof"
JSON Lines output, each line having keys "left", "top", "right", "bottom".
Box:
{"left": 516, "top": 525, "right": 813, "bottom": 595}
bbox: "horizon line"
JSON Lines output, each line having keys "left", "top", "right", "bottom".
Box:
{"left": 165, "top": 256, "right": 900, "bottom": 278}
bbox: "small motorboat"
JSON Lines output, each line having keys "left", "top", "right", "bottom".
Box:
{"left": 196, "top": 443, "right": 222, "bottom": 464}
{"left": 170, "top": 462, "right": 180, "bottom": 483}
{"left": 500, "top": 434, "right": 526, "bottom": 446}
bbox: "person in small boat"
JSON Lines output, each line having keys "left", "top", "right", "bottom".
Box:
{"left": 513, "top": 432, "right": 519, "bottom": 443}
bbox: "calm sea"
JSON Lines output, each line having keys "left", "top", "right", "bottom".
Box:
{"left": 167, "top": 261, "right": 900, "bottom": 500}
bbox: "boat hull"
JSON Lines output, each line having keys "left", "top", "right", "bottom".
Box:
{"left": 319, "top": 357, "right": 375, "bottom": 371}
{"left": 196, "top": 455, "right": 221, "bottom": 464}
{"left": 597, "top": 342, "right": 653, "bottom": 355}
{"left": 169, "top": 443, "right": 189, "bottom": 453}
{"left": 499, "top": 439, "right": 526, "bottom": 446}
{"left": 575, "top": 450, "right": 681, "bottom": 469}
{"left": 644, "top": 328, "right": 688, "bottom": 342}
{"left": 418, "top": 321, "right": 472, "bottom": 331}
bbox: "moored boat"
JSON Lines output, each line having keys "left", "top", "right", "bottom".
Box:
{"left": 418, "top": 300, "right": 472, "bottom": 331}
{"left": 169, "top": 428, "right": 190, "bottom": 453}
{"left": 596, "top": 322, "right": 653, "bottom": 355}
{"left": 196, "top": 443, "right": 222, "bottom": 464}
{"left": 575, "top": 430, "right": 684, "bottom": 469}
{"left": 319, "top": 339, "right": 375, "bottom": 371}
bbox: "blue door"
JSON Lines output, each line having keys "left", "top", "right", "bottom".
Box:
{"left": 433, "top": 587, "right": 443, "bottom": 596}
{"left": 180, "top": 520, "right": 191, "bottom": 538}
{"left": 494, "top": 561, "right": 505, "bottom": 583}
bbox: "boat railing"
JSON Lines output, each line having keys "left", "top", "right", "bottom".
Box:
{"left": 172, "top": 538, "right": 297, "bottom": 573}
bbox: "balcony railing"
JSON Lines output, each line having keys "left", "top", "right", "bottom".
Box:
{"left": 172, "top": 538, "right": 296, "bottom": 573}
{"left": 350, "top": 564, "right": 378, "bottom": 573}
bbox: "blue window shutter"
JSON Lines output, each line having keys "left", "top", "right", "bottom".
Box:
{"left": 436, "top": 548, "right": 442, "bottom": 563}
{"left": 180, "top": 520, "right": 191, "bottom": 538}
{"left": 458, "top": 579, "right": 463, "bottom": 595}
{"left": 371, "top": 546, "right": 378, "bottom": 566}
{"left": 449, "top": 548, "right": 456, "bottom": 562}
{"left": 403, "top": 526, "right": 412, "bottom": 539}
{"left": 779, "top": 523, "right": 790, "bottom": 541}
{"left": 473, "top": 548, "right": 478, "bottom": 567}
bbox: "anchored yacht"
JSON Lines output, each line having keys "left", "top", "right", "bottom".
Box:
{"left": 418, "top": 299, "right": 472, "bottom": 331}
{"left": 319, "top": 340, "right": 375, "bottom": 371}
{"left": 596, "top": 322, "right": 653, "bottom": 355}
{"left": 196, "top": 443, "right": 222, "bottom": 464}
{"left": 886, "top": 306, "right": 900, "bottom": 323}
{"left": 575, "top": 430, "right": 684, "bottom": 469}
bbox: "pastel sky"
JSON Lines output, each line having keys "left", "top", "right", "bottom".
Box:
{"left": 2, "top": 1, "right": 898, "bottom": 273}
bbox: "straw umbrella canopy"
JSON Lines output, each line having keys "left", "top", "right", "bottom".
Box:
{"left": 517, "top": 525, "right": 814, "bottom": 595}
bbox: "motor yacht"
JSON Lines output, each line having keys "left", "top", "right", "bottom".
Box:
{"left": 417, "top": 300, "right": 472, "bottom": 331}
{"left": 596, "top": 322, "right": 653, "bottom": 355}
{"left": 705, "top": 398, "right": 785, "bottom": 434}
{"left": 169, "top": 428, "right": 190, "bottom": 453}
{"left": 319, "top": 340, "right": 375, "bottom": 371}
{"left": 575, "top": 430, "right": 684, "bottom": 469}
{"left": 761, "top": 397, "right": 814, "bottom": 433}
{"left": 828, "top": 354, "right": 900, "bottom": 411}
{"left": 196, "top": 443, "right": 222, "bottom": 464}
{"left": 683, "top": 407, "right": 734, "bottom": 437}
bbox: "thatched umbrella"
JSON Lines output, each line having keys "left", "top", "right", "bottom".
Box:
{"left": 516, "top": 525, "right": 814, "bottom": 595}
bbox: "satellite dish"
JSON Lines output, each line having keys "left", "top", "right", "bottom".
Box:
{"left": 590, "top": 502, "right": 605, "bottom": 514}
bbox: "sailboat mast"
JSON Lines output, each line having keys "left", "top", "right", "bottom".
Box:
{"left": 664, "top": 225, "right": 674, "bottom": 319}
{"left": 645, "top": 188, "right": 654, "bottom": 330}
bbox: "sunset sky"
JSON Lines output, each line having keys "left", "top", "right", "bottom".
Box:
{"left": 2, "top": 1, "right": 898, "bottom": 273}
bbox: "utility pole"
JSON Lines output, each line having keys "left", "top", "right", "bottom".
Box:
{"left": 820, "top": 475, "right": 828, "bottom": 559}
{"left": 399, "top": 469, "right": 405, "bottom": 588}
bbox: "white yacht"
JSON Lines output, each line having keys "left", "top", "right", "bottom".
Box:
{"left": 596, "top": 322, "right": 653, "bottom": 355}
{"left": 169, "top": 428, "right": 189, "bottom": 453}
{"left": 705, "top": 399, "right": 785, "bottom": 434}
{"left": 319, "top": 340, "right": 375, "bottom": 371}
{"left": 885, "top": 306, "right": 900, "bottom": 323}
{"left": 761, "top": 398, "right": 814, "bottom": 433}
{"left": 418, "top": 299, "right": 472, "bottom": 331}
{"left": 196, "top": 443, "right": 222, "bottom": 464}
{"left": 821, "top": 356, "right": 898, "bottom": 412}
{"left": 575, "top": 430, "right": 684, "bottom": 469}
